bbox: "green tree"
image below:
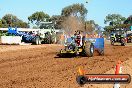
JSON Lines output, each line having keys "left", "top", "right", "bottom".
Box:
{"left": 85, "top": 22, "right": 94, "bottom": 33}
{"left": 104, "top": 14, "right": 126, "bottom": 26}
{"left": 14, "top": 21, "right": 29, "bottom": 28}
{"left": 60, "top": 3, "right": 88, "bottom": 35}
{"left": 85, "top": 20, "right": 99, "bottom": 27}
{"left": 28, "top": 11, "right": 50, "bottom": 26}
{"left": 1, "top": 14, "right": 29, "bottom": 28}
{"left": 104, "top": 24, "right": 130, "bottom": 32}
{"left": 85, "top": 20, "right": 99, "bottom": 33}
{"left": 61, "top": 3, "right": 87, "bottom": 20}
{"left": 124, "top": 15, "right": 132, "bottom": 24}
{"left": 32, "top": 26, "right": 39, "bottom": 29}
{"left": 50, "top": 15, "right": 64, "bottom": 29}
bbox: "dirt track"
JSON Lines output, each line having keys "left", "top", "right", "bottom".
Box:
{"left": 0, "top": 43, "right": 132, "bottom": 88}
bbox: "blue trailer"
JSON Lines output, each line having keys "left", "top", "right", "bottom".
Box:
{"left": 8, "top": 27, "right": 41, "bottom": 45}
{"left": 86, "top": 38, "right": 104, "bottom": 55}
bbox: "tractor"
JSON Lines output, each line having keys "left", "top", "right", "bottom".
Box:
{"left": 7, "top": 22, "right": 56, "bottom": 45}
{"left": 58, "top": 31, "right": 104, "bottom": 57}
{"left": 110, "top": 30, "right": 126, "bottom": 46}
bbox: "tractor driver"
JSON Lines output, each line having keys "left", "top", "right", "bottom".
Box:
{"left": 74, "top": 31, "right": 83, "bottom": 47}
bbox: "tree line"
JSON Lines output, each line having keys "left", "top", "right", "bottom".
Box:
{"left": 0, "top": 14, "right": 29, "bottom": 28}
{"left": 104, "top": 14, "right": 132, "bottom": 32}
{"left": 0, "top": 3, "right": 132, "bottom": 33}
{"left": 0, "top": 3, "right": 97, "bottom": 33}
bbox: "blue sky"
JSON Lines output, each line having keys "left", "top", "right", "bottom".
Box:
{"left": 0, "top": 0, "right": 132, "bottom": 27}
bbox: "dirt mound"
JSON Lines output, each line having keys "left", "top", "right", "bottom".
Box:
{"left": 0, "top": 43, "right": 131, "bottom": 88}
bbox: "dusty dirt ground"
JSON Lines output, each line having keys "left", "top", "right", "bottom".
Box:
{"left": 0, "top": 42, "right": 131, "bottom": 88}
{"left": 83, "top": 58, "right": 132, "bottom": 88}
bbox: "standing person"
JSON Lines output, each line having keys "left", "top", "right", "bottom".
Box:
{"left": 60, "top": 34, "right": 65, "bottom": 44}
{"left": 78, "top": 31, "right": 82, "bottom": 47}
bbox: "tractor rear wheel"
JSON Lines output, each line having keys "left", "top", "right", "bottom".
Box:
{"left": 84, "top": 42, "right": 94, "bottom": 57}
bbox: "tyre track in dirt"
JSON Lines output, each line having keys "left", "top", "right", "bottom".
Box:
{"left": 0, "top": 45, "right": 63, "bottom": 88}
{"left": 0, "top": 45, "right": 61, "bottom": 68}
